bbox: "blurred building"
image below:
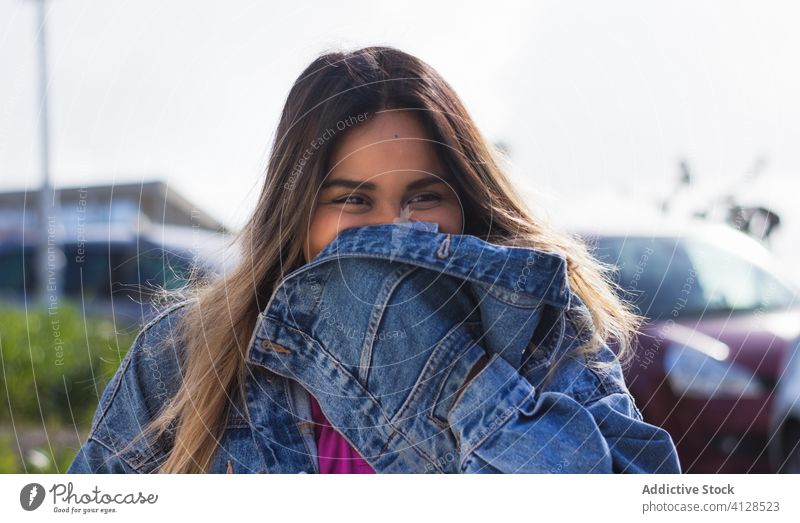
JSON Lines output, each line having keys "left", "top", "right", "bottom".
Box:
{"left": 0, "top": 180, "right": 228, "bottom": 235}
{"left": 0, "top": 180, "right": 234, "bottom": 325}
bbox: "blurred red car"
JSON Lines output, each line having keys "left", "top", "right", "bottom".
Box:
{"left": 579, "top": 221, "right": 800, "bottom": 473}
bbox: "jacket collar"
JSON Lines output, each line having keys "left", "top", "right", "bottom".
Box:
{"left": 275, "top": 223, "right": 571, "bottom": 311}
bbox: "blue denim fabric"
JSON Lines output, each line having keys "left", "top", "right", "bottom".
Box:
{"left": 67, "top": 222, "right": 682, "bottom": 474}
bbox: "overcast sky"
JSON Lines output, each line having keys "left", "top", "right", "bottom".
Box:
{"left": 2, "top": 0, "right": 799, "bottom": 235}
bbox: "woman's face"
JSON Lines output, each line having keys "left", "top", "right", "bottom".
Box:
{"left": 303, "top": 110, "right": 463, "bottom": 262}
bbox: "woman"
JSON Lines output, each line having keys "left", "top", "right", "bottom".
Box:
{"left": 68, "top": 46, "right": 680, "bottom": 473}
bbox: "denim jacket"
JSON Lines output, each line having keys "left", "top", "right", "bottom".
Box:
{"left": 68, "top": 222, "right": 682, "bottom": 474}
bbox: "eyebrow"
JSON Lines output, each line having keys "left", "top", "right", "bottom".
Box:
{"left": 320, "top": 175, "right": 448, "bottom": 191}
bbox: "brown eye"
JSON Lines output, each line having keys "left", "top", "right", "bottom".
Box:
{"left": 407, "top": 193, "right": 442, "bottom": 209}
{"left": 332, "top": 194, "right": 369, "bottom": 206}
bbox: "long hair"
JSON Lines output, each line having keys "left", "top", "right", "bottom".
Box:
{"left": 121, "top": 46, "right": 642, "bottom": 473}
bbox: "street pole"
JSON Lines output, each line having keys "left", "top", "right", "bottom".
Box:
{"left": 34, "top": 0, "right": 61, "bottom": 309}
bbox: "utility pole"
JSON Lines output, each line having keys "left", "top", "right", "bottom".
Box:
{"left": 34, "top": 0, "right": 61, "bottom": 309}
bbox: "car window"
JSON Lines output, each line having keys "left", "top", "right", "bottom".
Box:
{"left": 683, "top": 238, "right": 796, "bottom": 313}
{"left": 590, "top": 236, "right": 797, "bottom": 319}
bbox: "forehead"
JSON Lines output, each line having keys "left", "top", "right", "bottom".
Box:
{"left": 328, "top": 110, "right": 444, "bottom": 179}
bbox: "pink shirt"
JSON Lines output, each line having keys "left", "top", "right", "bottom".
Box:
{"left": 309, "top": 394, "right": 376, "bottom": 474}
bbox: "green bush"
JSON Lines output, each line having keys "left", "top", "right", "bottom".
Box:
{"left": 0, "top": 301, "right": 137, "bottom": 428}
{"left": 0, "top": 300, "right": 140, "bottom": 472}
